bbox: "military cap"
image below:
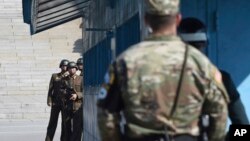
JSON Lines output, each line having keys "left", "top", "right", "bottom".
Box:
{"left": 178, "top": 18, "right": 207, "bottom": 42}
{"left": 145, "top": 0, "right": 180, "bottom": 15}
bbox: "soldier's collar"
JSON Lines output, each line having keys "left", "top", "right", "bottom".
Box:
{"left": 145, "top": 34, "right": 181, "bottom": 41}
{"left": 59, "top": 72, "right": 68, "bottom": 77}
{"left": 58, "top": 72, "right": 64, "bottom": 76}
{"left": 69, "top": 74, "right": 77, "bottom": 79}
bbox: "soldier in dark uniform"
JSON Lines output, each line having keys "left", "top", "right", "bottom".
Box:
{"left": 61, "top": 61, "right": 83, "bottom": 141}
{"left": 221, "top": 70, "right": 249, "bottom": 124}
{"left": 76, "top": 58, "right": 83, "bottom": 76}
{"left": 178, "top": 17, "right": 249, "bottom": 125}
{"left": 45, "top": 59, "right": 69, "bottom": 141}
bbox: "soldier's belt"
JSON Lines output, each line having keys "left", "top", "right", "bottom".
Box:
{"left": 124, "top": 134, "right": 197, "bottom": 141}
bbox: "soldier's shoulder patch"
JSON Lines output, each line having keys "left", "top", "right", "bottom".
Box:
{"left": 106, "top": 67, "right": 115, "bottom": 85}
{"left": 215, "top": 70, "right": 222, "bottom": 83}
{"left": 213, "top": 68, "right": 222, "bottom": 84}
{"left": 55, "top": 76, "right": 60, "bottom": 80}
{"left": 97, "top": 65, "right": 117, "bottom": 100}
{"left": 97, "top": 87, "right": 108, "bottom": 99}
{"left": 104, "top": 71, "right": 110, "bottom": 84}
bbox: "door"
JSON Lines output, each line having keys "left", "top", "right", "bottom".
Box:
{"left": 216, "top": 0, "right": 250, "bottom": 120}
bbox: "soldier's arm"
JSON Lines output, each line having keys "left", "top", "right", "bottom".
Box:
{"left": 221, "top": 70, "right": 249, "bottom": 124}
{"left": 229, "top": 98, "right": 249, "bottom": 124}
{"left": 98, "top": 110, "right": 122, "bottom": 141}
{"left": 47, "top": 74, "right": 54, "bottom": 106}
{"left": 75, "top": 77, "right": 83, "bottom": 99}
{"left": 203, "top": 68, "right": 229, "bottom": 141}
{"left": 97, "top": 63, "right": 123, "bottom": 141}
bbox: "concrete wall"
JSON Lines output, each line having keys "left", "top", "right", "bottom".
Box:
{"left": 0, "top": 0, "right": 83, "bottom": 120}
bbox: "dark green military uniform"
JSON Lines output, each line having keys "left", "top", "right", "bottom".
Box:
{"left": 46, "top": 72, "right": 67, "bottom": 141}
{"left": 61, "top": 62, "right": 83, "bottom": 141}
{"left": 45, "top": 60, "right": 69, "bottom": 141}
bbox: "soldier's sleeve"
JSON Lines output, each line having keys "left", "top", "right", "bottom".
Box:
{"left": 76, "top": 77, "right": 83, "bottom": 99}
{"left": 229, "top": 98, "right": 249, "bottom": 124}
{"left": 221, "top": 70, "right": 249, "bottom": 124}
{"left": 60, "top": 77, "right": 67, "bottom": 95}
{"left": 97, "top": 62, "right": 124, "bottom": 141}
{"left": 221, "top": 70, "right": 240, "bottom": 102}
{"left": 203, "top": 66, "right": 229, "bottom": 141}
{"left": 47, "top": 74, "right": 54, "bottom": 104}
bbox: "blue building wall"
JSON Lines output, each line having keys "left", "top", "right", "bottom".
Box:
{"left": 84, "top": 38, "right": 112, "bottom": 86}
{"left": 216, "top": 0, "right": 250, "bottom": 121}
{"left": 84, "top": 13, "right": 141, "bottom": 86}
{"left": 116, "top": 13, "right": 141, "bottom": 56}
{"left": 82, "top": 3, "right": 141, "bottom": 140}
{"left": 83, "top": 0, "right": 142, "bottom": 87}
{"left": 181, "top": 0, "right": 250, "bottom": 122}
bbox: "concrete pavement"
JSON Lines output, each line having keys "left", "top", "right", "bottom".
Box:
{"left": 0, "top": 119, "right": 61, "bottom": 141}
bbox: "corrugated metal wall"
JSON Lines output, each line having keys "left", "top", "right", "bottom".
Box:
{"left": 83, "top": 38, "right": 112, "bottom": 86}
{"left": 83, "top": 0, "right": 143, "bottom": 140}
{"left": 22, "top": 0, "right": 90, "bottom": 34}
{"left": 84, "top": 0, "right": 141, "bottom": 51}
{"left": 116, "top": 13, "right": 141, "bottom": 56}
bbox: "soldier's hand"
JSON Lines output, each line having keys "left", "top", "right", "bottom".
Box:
{"left": 47, "top": 97, "right": 52, "bottom": 106}
{"left": 47, "top": 102, "right": 52, "bottom": 106}
{"left": 70, "top": 94, "right": 77, "bottom": 101}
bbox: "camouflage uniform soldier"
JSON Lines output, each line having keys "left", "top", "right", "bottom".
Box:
{"left": 76, "top": 58, "right": 83, "bottom": 76}
{"left": 97, "top": 0, "right": 229, "bottom": 141}
{"left": 61, "top": 62, "right": 83, "bottom": 141}
{"left": 45, "top": 59, "right": 69, "bottom": 141}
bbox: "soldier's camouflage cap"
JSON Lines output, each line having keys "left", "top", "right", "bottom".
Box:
{"left": 145, "top": 0, "right": 180, "bottom": 15}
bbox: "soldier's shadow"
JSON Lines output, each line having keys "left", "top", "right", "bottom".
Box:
{"left": 73, "top": 39, "right": 83, "bottom": 54}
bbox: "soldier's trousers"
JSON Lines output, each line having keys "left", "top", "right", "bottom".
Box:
{"left": 45, "top": 104, "right": 65, "bottom": 141}
{"left": 64, "top": 107, "right": 83, "bottom": 141}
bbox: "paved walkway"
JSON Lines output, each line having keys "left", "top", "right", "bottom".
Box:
{"left": 0, "top": 94, "right": 57, "bottom": 141}
{"left": 0, "top": 119, "right": 61, "bottom": 141}
{"left": 0, "top": 87, "right": 101, "bottom": 141}
{"left": 0, "top": 95, "right": 50, "bottom": 119}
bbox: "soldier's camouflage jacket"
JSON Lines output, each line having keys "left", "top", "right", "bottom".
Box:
{"left": 97, "top": 35, "right": 229, "bottom": 141}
